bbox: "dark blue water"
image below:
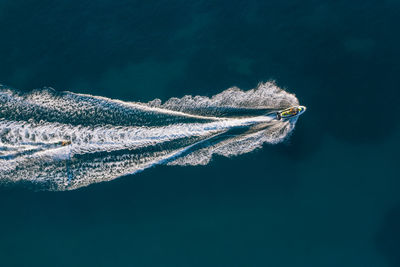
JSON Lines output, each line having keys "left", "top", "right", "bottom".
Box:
{"left": 0, "top": 1, "right": 399, "bottom": 266}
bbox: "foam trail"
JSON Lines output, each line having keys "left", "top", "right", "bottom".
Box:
{"left": 0, "top": 82, "right": 301, "bottom": 191}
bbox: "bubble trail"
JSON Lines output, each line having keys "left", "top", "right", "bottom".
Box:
{"left": 0, "top": 82, "right": 301, "bottom": 191}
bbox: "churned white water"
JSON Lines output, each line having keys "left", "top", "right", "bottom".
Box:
{"left": 0, "top": 82, "right": 301, "bottom": 191}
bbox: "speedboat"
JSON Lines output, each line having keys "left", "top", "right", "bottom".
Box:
{"left": 276, "top": 106, "right": 306, "bottom": 120}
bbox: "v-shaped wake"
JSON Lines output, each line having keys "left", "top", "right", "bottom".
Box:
{"left": 0, "top": 82, "right": 301, "bottom": 191}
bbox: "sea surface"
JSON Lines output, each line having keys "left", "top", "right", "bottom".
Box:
{"left": 0, "top": 1, "right": 399, "bottom": 266}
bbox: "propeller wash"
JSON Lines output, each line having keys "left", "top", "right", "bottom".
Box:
{"left": 0, "top": 82, "right": 305, "bottom": 191}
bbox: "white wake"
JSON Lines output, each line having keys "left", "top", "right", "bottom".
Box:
{"left": 0, "top": 82, "right": 301, "bottom": 191}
